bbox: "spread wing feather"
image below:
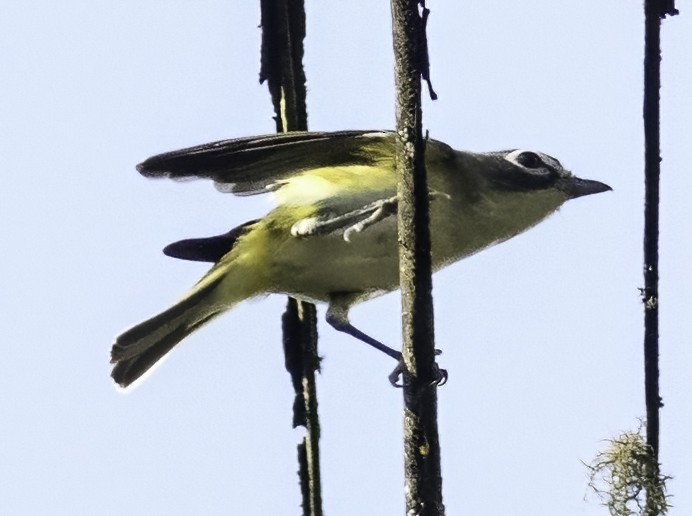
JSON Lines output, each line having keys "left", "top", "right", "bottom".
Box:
{"left": 136, "top": 130, "right": 457, "bottom": 196}
{"left": 136, "top": 130, "right": 398, "bottom": 195}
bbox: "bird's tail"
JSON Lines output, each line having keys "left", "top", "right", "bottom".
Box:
{"left": 110, "top": 254, "right": 263, "bottom": 388}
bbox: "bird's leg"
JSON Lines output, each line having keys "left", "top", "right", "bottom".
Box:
{"left": 327, "top": 298, "right": 446, "bottom": 387}
{"left": 291, "top": 192, "right": 449, "bottom": 241}
{"left": 290, "top": 196, "right": 398, "bottom": 239}
{"left": 326, "top": 314, "right": 448, "bottom": 387}
{"left": 342, "top": 191, "right": 449, "bottom": 241}
{"left": 342, "top": 196, "right": 398, "bottom": 241}
{"left": 326, "top": 299, "right": 405, "bottom": 386}
{"left": 326, "top": 308, "right": 401, "bottom": 361}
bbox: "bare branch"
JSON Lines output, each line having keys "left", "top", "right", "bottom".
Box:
{"left": 391, "top": 0, "right": 444, "bottom": 514}
{"left": 260, "top": 2, "right": 322, "bottom": 515}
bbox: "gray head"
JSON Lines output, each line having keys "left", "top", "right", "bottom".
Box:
{"left": 485, "top": 149, "right": 612, "bottom": 199}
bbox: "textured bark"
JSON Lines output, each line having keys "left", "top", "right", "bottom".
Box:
{"left": 642, "top": 1, "right": 677, "bottom": 513}
{"left": 391, "top": 1, "right": 444, "bottom": 514}
{"left": 260, "top": 2, "right": 322, "bottom": 515}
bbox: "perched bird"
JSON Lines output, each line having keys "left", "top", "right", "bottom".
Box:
{"left": 111, "top": 130, "right": 611, "bottom": 388}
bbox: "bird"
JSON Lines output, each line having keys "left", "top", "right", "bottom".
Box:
{"left": 110, "top": 130, "right": 611, "bottom": 388}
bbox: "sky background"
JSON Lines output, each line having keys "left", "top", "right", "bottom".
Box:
{"left": 1, "top": 1, "right": 690, "bottom": 515}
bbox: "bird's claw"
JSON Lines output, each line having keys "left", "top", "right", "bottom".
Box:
{"left": 434, "top": 367, "right": 449, "bottom": 386}
{"left": 389, "top": 360, "right": 406, "bottom": 387}
{"left": 343, "top": 197, "right": 397, "bottom": 242}
{"left": 388, "top": 349, "right": 447, "bottom": 388}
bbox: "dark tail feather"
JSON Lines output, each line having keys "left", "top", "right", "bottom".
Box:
{"left": 111, "top": 312, "right": 218, "bottom": 388}
{"left": 163, "top": 219, "right": 259, "bottom": 263}
{"left": 110, "top": 274, "right": 225, "bottom": 388}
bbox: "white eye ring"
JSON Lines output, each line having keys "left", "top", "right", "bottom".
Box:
{"left": 505, "top": 149, "right": 544, "bottom": 169}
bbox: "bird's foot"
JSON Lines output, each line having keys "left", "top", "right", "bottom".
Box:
{"left": 388, "top": 349, "right": 447, "bottom": 388}
{"left": 343, "top": 197, "right": 398, "bottom": 241}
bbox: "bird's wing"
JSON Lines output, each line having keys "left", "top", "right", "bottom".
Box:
{"left": 137, "top": 130, "right": 396, "bottom": 195}
{"left": 136, "top": 130, "right": 456, "bottom": 196}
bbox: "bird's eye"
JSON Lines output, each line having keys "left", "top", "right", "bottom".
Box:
{"left": 515, "top": 151, "right": 543, "bottom": 169}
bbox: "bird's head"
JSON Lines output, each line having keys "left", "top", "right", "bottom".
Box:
{"left": 483, "top": 149, "right": 612, "bottom": 200}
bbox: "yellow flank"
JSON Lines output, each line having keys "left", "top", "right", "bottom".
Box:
{"left": 272, "top": 165, "right": 396, "bottom": 206}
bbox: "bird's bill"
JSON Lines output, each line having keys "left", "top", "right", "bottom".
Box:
{"left": 559, "top": 177, "right": 612, "bottom": 199}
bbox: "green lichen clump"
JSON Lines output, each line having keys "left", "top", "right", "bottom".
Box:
{"left": 586, "top": 429, "right": 671, "bottom": 516}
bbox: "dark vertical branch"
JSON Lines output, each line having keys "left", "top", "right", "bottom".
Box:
{"left": 642, "top": 1, "right": 676, "bottom": 513}
{"left": 259, "top": 2, "right": 322, "bottom": 516}
{"left": 642, "top": 0, "right": 663, "bottom": 463}
{"left": 260, "top": 0, "right": 309, "bottom": 132}
{"left": 390, "top": 1, "right": 444, "bottom": 515}
{"left": 642, "top": 0, "right": 676, "bottom": 459}
{"left": 283, "top": 299, "right": 321, "bottom": 515}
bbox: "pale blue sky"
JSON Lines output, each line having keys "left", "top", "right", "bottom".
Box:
{"left": 1, "top": 2, "right": 690, "bottom": 515}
